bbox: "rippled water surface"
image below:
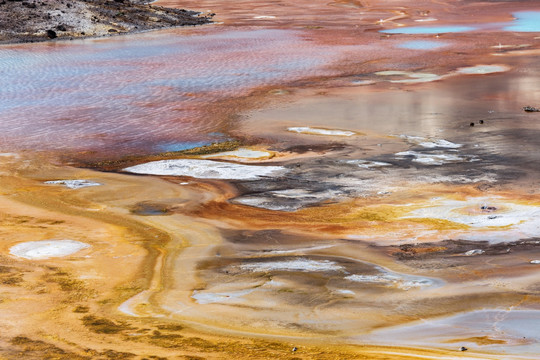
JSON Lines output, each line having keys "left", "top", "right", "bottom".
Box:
{"left": 397, "top": 40, "right": 450, "bottom": 50}
{"left": 0, "top": 28, "right": 349, "bottom": 155}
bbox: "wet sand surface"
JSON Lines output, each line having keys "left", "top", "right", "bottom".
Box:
{"left": 1, "top": 0, "right": 540, "bottom": 359}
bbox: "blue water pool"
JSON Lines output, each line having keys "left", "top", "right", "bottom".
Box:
{"left": 504, "top": 11, "right": 540, "bottom": 32}
{"left": 155, "top": 141, "right": 213, "bottom": 152}
{"left": 381, "top": 10, "right": 540, "bottom": 35}
{"left": 397, "top": 40, "right": 449, "bottom": 50}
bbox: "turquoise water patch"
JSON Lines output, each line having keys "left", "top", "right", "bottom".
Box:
{"left": 504, "top": 11, "right": 540, "bottom": 32}
{"left": 397, "top": 40, "right": 449, "bottom": 50}
{"left": 381, "top": 25, "right": 475, "bottom": 34}
{"left": 382, "top": 11, "right": 540, "bottom": 35}
{"left": 156, "top": 141, "right": 211, "bottom": 152}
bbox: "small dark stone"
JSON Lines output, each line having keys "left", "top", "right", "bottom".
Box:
{"left": 479, "top": 120, "right": 484, "bottom": 124}
{"left": 523, "top": 106, "right": 540, "bottom": 112}
{"left": 469, "top": 122, "right": 475, "bottom": 127}
{"left": 292, "top": 347, "right": 298, "bottom": 352}
{"left": 46, "top": 29, "right": 57, "bottom": 39}
{"left": 56, "top": 24, "right": 67, "bottom": 31}
{"left": 108, "top": 28, "right": 118, "bottom": 33}
{"left": 460, "top": 346, "right": 468, "bottom": 351}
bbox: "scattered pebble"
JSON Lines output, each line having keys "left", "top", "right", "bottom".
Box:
{"left": 460, "top": 346, "right": 468, "bottom": 351}
{"left": 530, "top": 260, "right": 540, "bottom": 264}
{"left": 480, "top": 205, "right": 497, "bottom": 212}
{"left": 46, "top": 29, "right": 57, "bottom": 39}
{"left": 523, "top": 106, "right": 540, "bottom": 112}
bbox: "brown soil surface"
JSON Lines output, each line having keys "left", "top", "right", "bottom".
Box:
{"left": 0, "top": 0, "right": 212, "bottom": 44}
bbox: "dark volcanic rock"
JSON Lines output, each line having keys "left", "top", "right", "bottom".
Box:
{"left": 46, "top": 29, "right": 57, "bottom": 39}
{"left": 0, "top": 0, "right": 213, "bottom": 44}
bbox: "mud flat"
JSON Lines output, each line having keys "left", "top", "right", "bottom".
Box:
{"left": 0, "top": 155, "right": 501, "bottom": 360}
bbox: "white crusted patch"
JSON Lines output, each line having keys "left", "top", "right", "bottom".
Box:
{"left": 456, "top": 64, "right": 509, "bottom": 75}
{"left": 334, "top": 289, "right": 355, "bottom": 296}
{"left": 233, "top": 188, "right": 345, "bottom": 212}
{"left": 10, "top": 240, "right": 90, "bottom": 260}
{"left": 375, "top": 71, "right": 442, "bottom": 83}
{"left": 345, "top": 273, "right": 436, "bottom": 290}
{"left": 192, "top": 289, "right": 255, "bottom": 304}
{"left": 260, "top": 245, "right": 335, "bottom": 255}
{"left": 403, "top": 197, "right": 540, "bottom": 242}
{"left": 397, "top": 135, "right": 462, "bottom": 149}
{"left": 124, "top": 159, "right": 287, "bottom": 180}
{"left": 239, "top": 258, "right": 343, "bottom": 272}
{"left": 45, "top": 180, "right": 102, "bottom": 189}
{"left": 287, "top": 127, "right": 356, "bottom": 136}
{"left": 414, "top": 174, "right": 497, "bottom": 184}
{"left": 395, "top": 151, "right": 471, "bottom": 165}
{"left": 343, "top": 159, "right": 392, "bottom": 169}
{"left": 464, "top": 249, "right": 485, "bottom": 256}
{"left": 202, "top": 148, "right": 273, "bottom": 160}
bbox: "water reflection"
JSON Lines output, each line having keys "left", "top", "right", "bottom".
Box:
{"left": 505, "top": 11, "right": 540, "bottom": 32}
{"left": 0, "top": 28, "right": 346, "bottom": 155}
